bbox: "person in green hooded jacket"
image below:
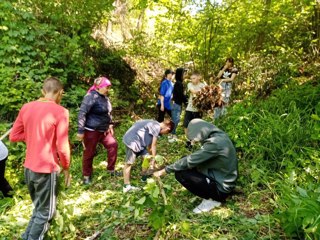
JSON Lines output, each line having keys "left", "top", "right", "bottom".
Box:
{"left": 153, "top": 119, "right": 238, "bottom": 214}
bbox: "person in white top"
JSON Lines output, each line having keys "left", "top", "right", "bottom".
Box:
{"left": 183, "top": 71, "right": 206, "bottom": 149}
{"left": 0, "top": 140, "right": 13, "bottom": 197}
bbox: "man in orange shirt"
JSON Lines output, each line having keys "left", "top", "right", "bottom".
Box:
{"left": 10, "top": 77, "right": 71, "bottom": 240}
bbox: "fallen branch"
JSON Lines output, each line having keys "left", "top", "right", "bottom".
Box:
{"left": 155, "top": 177, "right": 167, "bottom": 205}
{"left": 153, "top": 229, "right": 161, "bottom": 240}
{"left": 0, "top": 128, "right": 12, "bottom": 141}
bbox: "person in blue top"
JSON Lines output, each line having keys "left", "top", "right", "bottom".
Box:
{"left": 157, "top": 69, "right": 174, "bottom": 122}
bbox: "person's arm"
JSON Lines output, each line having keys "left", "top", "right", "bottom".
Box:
{"left": 215, "top": 70, "right": 225, "bottom": 81}
{"left": 166, "top": 142, "right": 219, "bottom": 173}
{"left": 220, "top": 73, "right": 237, "bottom": 83}
{"left": 77, "top": 94, "right": 94, "bottom": 140}
{"left": 56, "top": 109, "right": 71, "bottom": 171}
{"left": 149, "top": 136, "right": 157, "bottom": 169}
{"left": 9, "top": 108, "right": 25, "bottom": 142}
{"left": 215, "top": 65, "right": 228, "bottom": 81}
{"left": 154, "top": 142, "right": 220, "bottom": 178}
{"left": 187, "top": 82, "right": 196, "bottom": 95}
{"left": 159, "top": 95, "right": 165, "bottom": 111}
{"left": 106, "top": 99, "right": 114, "bottom": 136}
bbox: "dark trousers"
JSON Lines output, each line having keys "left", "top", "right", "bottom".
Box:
{"left": 157, "top": 105, "right": 172, "bottom": 123}
{"left": 0, "top": 158, "right": 13, "bottom": 197}
{"left": 83, "top": 130, "right": 118, "bottom": 176}
{"left": 183, "top": 110, "right": 202, "bottom": 128}
{"left": 22, "top": 168, "right": 58, "bottom": 240}
{"left": 175, "top": 169, "right": 229, "bottom": 202}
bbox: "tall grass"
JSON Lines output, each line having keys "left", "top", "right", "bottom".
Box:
{"left": 217, "top": 80, "right": 320, "bottom": 238}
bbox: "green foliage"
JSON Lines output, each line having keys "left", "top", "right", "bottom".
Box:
{"left": 1, "top": 0, "right": 320, "bottom": 239}
{"left": 134, "top": 178, "right": 173, "bottom": 230}
{"left": 277, "top": 184, "right": 320, "bottom": 240}
{"left": 0, "top": 0, "right": 137, "bottom": 120}
{"left": 216, "top": 80, "right": 320, "bottom": 239}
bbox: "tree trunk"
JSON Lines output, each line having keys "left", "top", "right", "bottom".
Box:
{"left": 136, "top": 9, "right": 146, "bottom": 31}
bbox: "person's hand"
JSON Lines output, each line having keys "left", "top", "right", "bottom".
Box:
{"left": 77, "top": 133, "right": 84, "bottom": 141}
{"left": 218, "top": 79, "right": 225, "bottom": 85}
{"left": 153, "top": 168, "right": 166, "bottom": 178}
{"left": 63, "top": 169, "right": 71, "bottom": 188}
{"left": 107, "top": 125, "right": 114, "bottom": 136}
{"left": 160, "top": 105, "right": 164, "bottom": 111}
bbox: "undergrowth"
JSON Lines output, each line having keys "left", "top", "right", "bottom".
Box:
{"left": 0, "top": 79, "right": 319, "bottom": 239}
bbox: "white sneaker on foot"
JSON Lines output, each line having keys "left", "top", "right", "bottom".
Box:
{"left": 193, "top": 199, "right": 221, "bottom": 214}
{"left": 168, "top": 135, "right": 178, "bottom": 143}
{"left": 123, "top": 184, "right": 141, "bottom": 193}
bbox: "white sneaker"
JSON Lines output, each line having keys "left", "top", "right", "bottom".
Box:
{"left": 168, "top": 135, "right": 178, "bottom": 143}
{"left": 192, "top": 199, "right": 221, "bottom": 214}
{"left": 123, "top": 184, "right": 141, "bottom": 193}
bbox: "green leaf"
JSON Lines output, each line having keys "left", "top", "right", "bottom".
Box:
{"left": 136, "top": 196, "right": 146, "bottom": 205}
{"left": 297, "top": 186, "right": 308, "bottom": 198}
{"left": 152, "top": 186, "right": 160, "bottom": 199}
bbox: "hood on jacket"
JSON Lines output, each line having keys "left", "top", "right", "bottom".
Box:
{"left": 187, "top": 119, "right": 222, "bottom": 143}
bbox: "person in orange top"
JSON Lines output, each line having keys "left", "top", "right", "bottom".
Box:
{"left": 10, "top": 77, "right": 71, "bottom": 240}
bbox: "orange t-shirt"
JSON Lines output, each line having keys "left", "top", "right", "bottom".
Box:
{"left": 10, "top": 98, "right": 70, "bottom": 173}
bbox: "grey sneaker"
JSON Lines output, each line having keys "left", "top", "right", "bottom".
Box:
{"left": 123, "top": 185, "right": 140, "bottom": 193}
{"left": 193, "top": 199, "right": 221, "bottom": 214}
{"left": 83, "top": 176, "right": 91, "bottom": 185}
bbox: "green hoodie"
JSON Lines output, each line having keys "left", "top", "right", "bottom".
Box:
{"left": 165, "top": 119, "right": 238, "bottom": 193}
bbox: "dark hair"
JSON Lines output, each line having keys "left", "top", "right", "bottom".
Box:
{"left": 226, "top": 57, "right": 234, "bottom": 67}
{"left": 165, "top": 69, "right": 174, "bottom": 76}
{"left": 167, "top": 120, "right": 175, "bottom": 133}
{"left": 43, "top": 77, "right": 63, "bottom": 94}
{"left": 175, "top": 68, "right": 184, "bottom": 82}
{"left": 159, "top": 69, "right": 174, "bottom": 93}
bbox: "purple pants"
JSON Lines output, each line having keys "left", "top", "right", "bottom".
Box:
{"left": 82, "top": 130, "right": 118, "bottom": 176}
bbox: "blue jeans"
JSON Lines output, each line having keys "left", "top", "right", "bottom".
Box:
{"left": 171, "top": 103, "right": 182, "bottom": 135}
{"left": 214, "top": 106, "right": 227, "bottom": 119}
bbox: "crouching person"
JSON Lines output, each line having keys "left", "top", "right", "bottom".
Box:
{"left": 153, "top": 119, "right": 238, "bottom": 214}
{"left": 10, "top": 77, "right": 71, "bottom": 239}
{"left": 123, "top": 119, "right": 174, "bottom": 193}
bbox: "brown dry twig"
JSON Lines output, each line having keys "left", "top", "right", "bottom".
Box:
{"left": 192, "top": 85, "right": 223, "bottom": 112}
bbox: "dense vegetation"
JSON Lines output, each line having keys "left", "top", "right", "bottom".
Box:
{"left": 0, "top": 0, "right": 319, "bottom": 239}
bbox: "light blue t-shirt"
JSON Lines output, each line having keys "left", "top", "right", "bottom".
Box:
{"left": 0, "top": 140, "right": 9, "bottom": 161}
{"left": 157, "top": 79, "right": 173, "bottom": 110}
{"left": 123, "top": 120, "right": 161, "bottom": 153}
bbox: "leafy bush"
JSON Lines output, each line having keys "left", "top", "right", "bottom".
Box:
{"left": 216, "top": 80, "right": 320, "bottom": 238}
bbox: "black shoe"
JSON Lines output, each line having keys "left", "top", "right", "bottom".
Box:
{"left": 141, "top": 175, "right": 152, "bottom": 182}
{"left": 185, "top": 140, "right": 192, "bottom": 150}
{"left": 107, "top": 170, "right": 122, "bottom": 177}
{"left": 0, "top": 183, "right": 13, "bottom": 198}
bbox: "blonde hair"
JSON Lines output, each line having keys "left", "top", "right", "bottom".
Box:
{"left": 43, "top": 77, "right": 63, "bottom": 94}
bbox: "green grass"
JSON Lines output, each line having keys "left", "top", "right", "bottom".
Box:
{"left": 0, "top": 127, "right": 283, "bottom": 240}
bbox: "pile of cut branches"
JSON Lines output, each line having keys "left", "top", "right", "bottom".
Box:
{"left": 192, "top": 85, "right": 223, "bottom": 112}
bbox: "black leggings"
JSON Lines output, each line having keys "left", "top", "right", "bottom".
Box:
{"left": 175, "top": 169, "right": 229, "bottom": 202}
{"left": 0, "top": 158, "right": 13, "bottom": 197}
{"left": 157, "top": 105, "right": 172, "bottom": 123}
